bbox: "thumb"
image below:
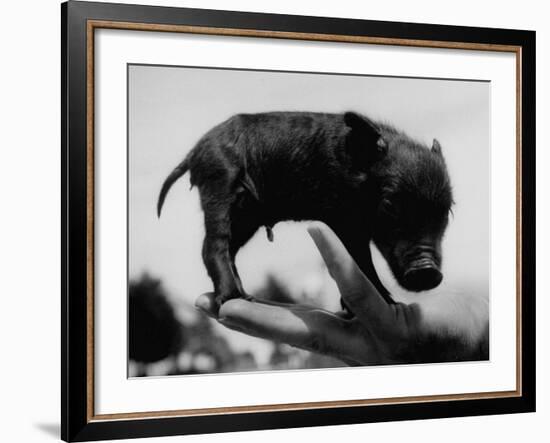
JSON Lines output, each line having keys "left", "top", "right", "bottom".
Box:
{"left": 307, "top": 222, "right": 392, "bottom": 328}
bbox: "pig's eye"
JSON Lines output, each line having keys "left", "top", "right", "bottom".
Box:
{"left": 379, "top": 199, "right": 399, "bottom": 220}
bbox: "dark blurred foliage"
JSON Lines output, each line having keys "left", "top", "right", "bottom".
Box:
{"left": 129, "top": 274, "right": 183, "bottom": 365}
{"left": 254, "top": 275, "right": 295, "bottom": 304}
{"left": 128, "top": 272, "right": 345, "bottom": 377}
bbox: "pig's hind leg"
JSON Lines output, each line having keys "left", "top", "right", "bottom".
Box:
{"left": 199, "top": 180, "right": 262, "bottom": 309}
{"left": 200, "top": 194, "right": 242, "bottom": 308}
{"left": 227, "top": 195, "right": 263, "bottom": 299}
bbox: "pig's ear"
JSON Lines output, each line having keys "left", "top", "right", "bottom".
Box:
{"left": 432, "top": 138, "right": 442, "bottom": 155}
{"left": 344, "top": 112, "right": 387, "bottom": 162}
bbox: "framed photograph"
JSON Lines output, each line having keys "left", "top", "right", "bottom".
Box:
{"left": 62, "top": 1, "right": 535, "bottom": 441}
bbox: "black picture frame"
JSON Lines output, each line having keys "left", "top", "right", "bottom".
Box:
{"left": 61, "top": 1, "right": 536, "bottom": 441}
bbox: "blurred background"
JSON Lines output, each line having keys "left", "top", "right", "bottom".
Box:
{"left": 128, "top": 272, "right": 346, "bottom": 377}
{"left": 128, "top": 65, "right": 490, "bottom": 377}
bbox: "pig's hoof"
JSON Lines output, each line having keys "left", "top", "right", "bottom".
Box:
{"left": 215, "top": 290, "right": 246, "bottom": 307}
{"left": 339, "top": 308, "right": 355, "bottom": 320}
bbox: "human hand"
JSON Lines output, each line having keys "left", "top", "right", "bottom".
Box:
{"left": 195, "top": 223, "right": 488, "bottom": 365}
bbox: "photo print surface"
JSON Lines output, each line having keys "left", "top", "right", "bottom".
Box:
{"left": 128, "top": 64, "right": 490, "bottom": 377}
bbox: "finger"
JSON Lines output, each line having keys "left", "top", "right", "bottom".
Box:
{"left": 195, "top": 292, "right": 315, "bottom": 316}
{"left": 195, "top": 291, "right": 330, "bottom": 319}
{"left": 307, "top": 223, "right": 392, "bottom": 328}
{"left": 251, "top": 297, "right": 321, "bottom": 311}
{"left": 218, "top": 298, "right": 367, "bottom": 360}
{"left": 195, "top": 292, "right": 219, "bottom": 319}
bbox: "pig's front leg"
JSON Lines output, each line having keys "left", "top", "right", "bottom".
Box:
{"left": 330, "top": 224, "right": 394, "bottom": 306}
{"left": 356, "top": 245, "right": 393, "bottom": 303}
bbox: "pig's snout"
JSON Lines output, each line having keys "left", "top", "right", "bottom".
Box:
{"left": 403, "top": 266, "right": 442, "bottom": 291}
{"left": 402, "top": 251, "right": 442, "bottom": 291}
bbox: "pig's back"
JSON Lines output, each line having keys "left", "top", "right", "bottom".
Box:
{"left": 234, "top": 112, "right": 344, "bottom": 146}
{"left": 230, "top": 112, "right": 355, "bottom": 221}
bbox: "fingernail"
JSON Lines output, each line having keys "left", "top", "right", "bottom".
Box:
{"left": 194, "top": 296, "right": 208, "bottom": 310}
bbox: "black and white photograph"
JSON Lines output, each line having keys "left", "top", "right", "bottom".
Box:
{"left": 128, "top": 64, "right": 490, "bottom": 377}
